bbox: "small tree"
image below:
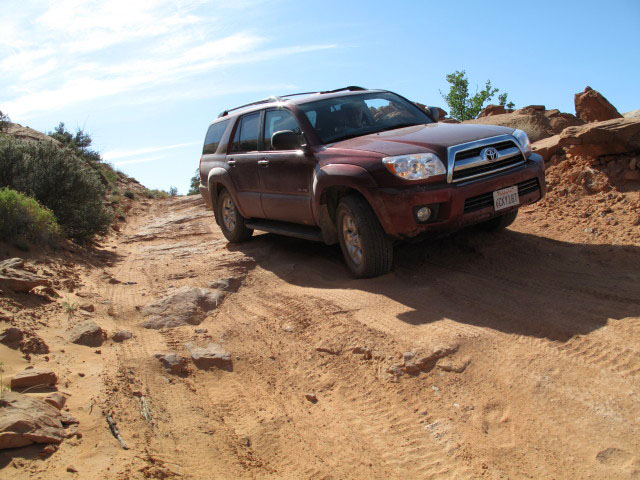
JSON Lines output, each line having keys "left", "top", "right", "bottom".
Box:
{"left": 441, "top": 70, "right": 514, "bottom": 121}
{"left": 498, "top": 93, "right": 515, "bottom": 110}
{"left": 48, "top": 122, "right": 101, "bottom": 163}
{"left": 188, "top": 169, "right": 200, "bottom": 195}
{"left": 0, "top": 110, "right": 10, "bottom": 133}
{"left": 169, "top": 186, "right": 178, "bottom": 197}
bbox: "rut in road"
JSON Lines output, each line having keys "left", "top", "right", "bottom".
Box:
{"left": 78, "top": 195, "right": 639, "bottom": 480}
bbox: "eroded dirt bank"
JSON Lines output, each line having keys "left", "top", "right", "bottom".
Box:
{"left": 1, "top": 194, "right": 639, "bottom": 479}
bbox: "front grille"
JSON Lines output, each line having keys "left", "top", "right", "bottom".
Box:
{"left": 455, "top": 141, "right": 515, "bottom": 161}
{"left": 463, "top": 178, "right": 540, "bottom": 213}
{"left": 452, "top": 139, "right": 524, "bottom": 182}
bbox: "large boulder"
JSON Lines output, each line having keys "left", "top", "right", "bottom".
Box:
{"left": 574, "top": 86, "right": 622, "bottom": 123}
{"left": 68, "top": 320, "right": 105, "bottom": 347}
{"left": 477, "top": 104, "right": 506, "bottom": 117}
{"left": 0, "top": 392, "right": 66, "bottom": 449}
{"left": 532, "top": 117, "right": 640, "bottom": 162}
{"left": 186, "top": 342, "right": 232, "bottom": 371}
{"left": 141, "top": 286, "right": 224, "bottom": 329}
{"left": 465, "top": 106, "right": 584, "bottom": 142}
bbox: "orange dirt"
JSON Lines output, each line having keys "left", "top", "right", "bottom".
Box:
{"left": 1, "top": 178, "right": 639, "bottom": 479}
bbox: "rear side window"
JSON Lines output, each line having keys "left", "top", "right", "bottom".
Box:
{"left": 202, "top": 120, "right": 229, "bottom": 154}
{"left": 231, "top": 112, "right": 260, "bottom": 153}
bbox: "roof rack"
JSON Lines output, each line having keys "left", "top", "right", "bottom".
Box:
{"left": 218, "top": 96, "right": 282, "bottom": 118}
{"left": 217, "top": 86, "right": 369, "bottom": 118}
{"left": 320, "top": 86, "right": 367, "bottom": 94}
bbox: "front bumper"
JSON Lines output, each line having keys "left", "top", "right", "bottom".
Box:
{"left": 369, "top": 154, "right": 546, "bottom": 238}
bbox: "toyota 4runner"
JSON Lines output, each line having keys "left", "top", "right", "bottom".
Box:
{"left": 198, "top": 86, "right": 546, "bottom": 278}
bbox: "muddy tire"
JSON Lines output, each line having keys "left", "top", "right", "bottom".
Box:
{"left": 216, "top": 190, "right": 253, "bottom": 242}
{"left": 336, "top": 195, "right": 393, "bottom": 278}
{"left": 478, "top": 209, "right": 518, "bottom": 232}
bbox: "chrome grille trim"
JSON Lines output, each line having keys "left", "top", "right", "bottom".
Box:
{"left": 446, "top": 134, "right": 526, "bottom": 184}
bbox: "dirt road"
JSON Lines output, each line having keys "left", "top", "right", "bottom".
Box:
{"left": 2, "top": 195, "right": 639, "bottom": 479}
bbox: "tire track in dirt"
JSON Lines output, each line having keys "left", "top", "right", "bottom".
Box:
{"left": 217, "top": 286, "right": 479, "bottom": 479}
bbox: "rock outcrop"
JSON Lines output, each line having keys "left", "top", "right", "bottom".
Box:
{"left": 0, "top": 258, "right": 49, "bottom": 293}
{"left": 466, "top": 106, "right": 584, "bottom": 142}
{"left": 477, "top": 104, "right": 507, "bottom": 117}
{"left": 0, "top": 392, "right": 67, "bottom": 449}
{"left": 574, "top": 86, "right": 622, "bottom": 123}
{"left": 141, "top": 286, "right": 224, "bottom": 329}
{"left": 532, "top": 117, "right": 640, "bottom": 162}
{"left": 388, "top": 343, "right": 460, "bottom": 377}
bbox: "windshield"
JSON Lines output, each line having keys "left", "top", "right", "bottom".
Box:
{"left": 298, "top": 92, "right": 433, "bottom": 144}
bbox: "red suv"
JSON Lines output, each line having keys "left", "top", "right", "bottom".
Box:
{"left": 198, "top": 87, "right": 545, "bottom": 278}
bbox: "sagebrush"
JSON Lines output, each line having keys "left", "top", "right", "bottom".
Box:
{"left": 0, "top": 187, "right": 61, "bottom": 246}
{"left": 0, "top": 136, "right": 113, "bottom": 242}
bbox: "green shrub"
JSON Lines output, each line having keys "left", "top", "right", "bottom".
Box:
{"left": 124, "top": 190, "right": 135, "bottom": 199}
{"left": 0, "top": 111, "right": 10, "bottom": 133}
{"left": 0, "top": 136, "right": 113, "bottom": 242}
{"left": 0, "top": 187, "right": 60, "bottom": 245}
{"left": 143, "top": 189, "right": 170, "bottom": 199}
{"left": 188, "top": 168, "right": 200, "bottom": 195}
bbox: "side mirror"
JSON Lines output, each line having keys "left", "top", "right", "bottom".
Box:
{"left": 271, "top": 130, "right": 301, "bottom": 150}
{"left": 428, "top": 107, "right": 440, "bottom": 122}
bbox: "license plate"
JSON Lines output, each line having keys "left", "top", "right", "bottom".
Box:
{"left": 493, "top": 186, "right": 519, "bottom": 211}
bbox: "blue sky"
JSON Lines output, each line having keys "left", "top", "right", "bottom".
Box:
{"left": 1, "top": 0, "right": 639, "bottom": 193}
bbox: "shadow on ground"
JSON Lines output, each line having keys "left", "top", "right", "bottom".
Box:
{"left": 228, "top": 227, "right": 640, "bottom": 342}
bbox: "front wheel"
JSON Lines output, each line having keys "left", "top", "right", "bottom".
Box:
{"left": 216, "top": 190, "right": 253, "bottom": 242}
{"left": 336, "top": 195, "right": 393, "bottom": 278}
{"left": 478, "top": 209, "right": 518, "bottom": 232}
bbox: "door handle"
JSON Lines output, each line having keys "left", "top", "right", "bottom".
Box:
{"left": 227, "top": 159, "right": 236, "bottom": 166}
{"left": 258, "top": 159, "right": 269, "bottom": 166}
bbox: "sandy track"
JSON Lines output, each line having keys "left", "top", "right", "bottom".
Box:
{"left": 2, "top": 195, "right": 639, "bottom": 479}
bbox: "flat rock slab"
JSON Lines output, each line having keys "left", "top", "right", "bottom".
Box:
{"left": 141, "top": 286, "right": 224, "bottom": 329}
{"left": 0, "top": 258, "right": 25, "bottom": 269}
{"left": 186, "top": 342, "right": 232, "bottom": 371}
{"left": 0, "top": 269, "right": 49, "bottom": 293}
{"left": 0, "top": 392, "right": 66, "bottom": 449}
{"left": 69, "top": 320, "right": 105, "bottom": 347}
{"left": 44, "top": 393, "right": 67, "bottom": 410}
{"left": 11, "top": 369, "right": 58, "bottom": 390}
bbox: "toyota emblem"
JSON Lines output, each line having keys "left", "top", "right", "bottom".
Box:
{"left": 481, "top": 147, "right": 499, "bottom": 162}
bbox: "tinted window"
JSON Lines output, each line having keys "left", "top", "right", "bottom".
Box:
{"left": 202, "top": 120, "right": 229, "bottom": 154}
{"left": 298, "top": 92, "right": 432, "bottom": 144}
{"left": 231, "top": 112, "right": 260, "bottom": 153}
{"left": 263, "top": 110, "right": 301, "bottom": 150}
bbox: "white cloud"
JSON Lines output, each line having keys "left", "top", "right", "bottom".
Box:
{"left": 0, "top": 0, "right": 337, "bottom": 118}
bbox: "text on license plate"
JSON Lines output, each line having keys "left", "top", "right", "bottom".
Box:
{"left": 493, "top": 186, "right": 519, "bottom": 211}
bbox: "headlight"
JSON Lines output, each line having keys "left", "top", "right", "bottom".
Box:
{"left": 382, "top": 153, "right": 446, "bottom": 180}
{"left": 512, "top": 129, "right": 532, "bottom": 157}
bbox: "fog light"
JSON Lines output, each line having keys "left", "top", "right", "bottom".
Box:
{"left": 416, "top": 206, "right": 432, "bottom": 222}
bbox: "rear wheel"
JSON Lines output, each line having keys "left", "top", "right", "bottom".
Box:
{"left": 478, "top": 209, "right": 518, "bottom": 232}
{"left": 216, "top": 190, "right": 253, "bottom": 242}
{"left": 336, "top": 195, "right": 393, "bottom": 278}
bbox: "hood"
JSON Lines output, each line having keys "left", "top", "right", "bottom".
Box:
{"left": 330, "top": 122, "right": 515, "bottom": 158}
